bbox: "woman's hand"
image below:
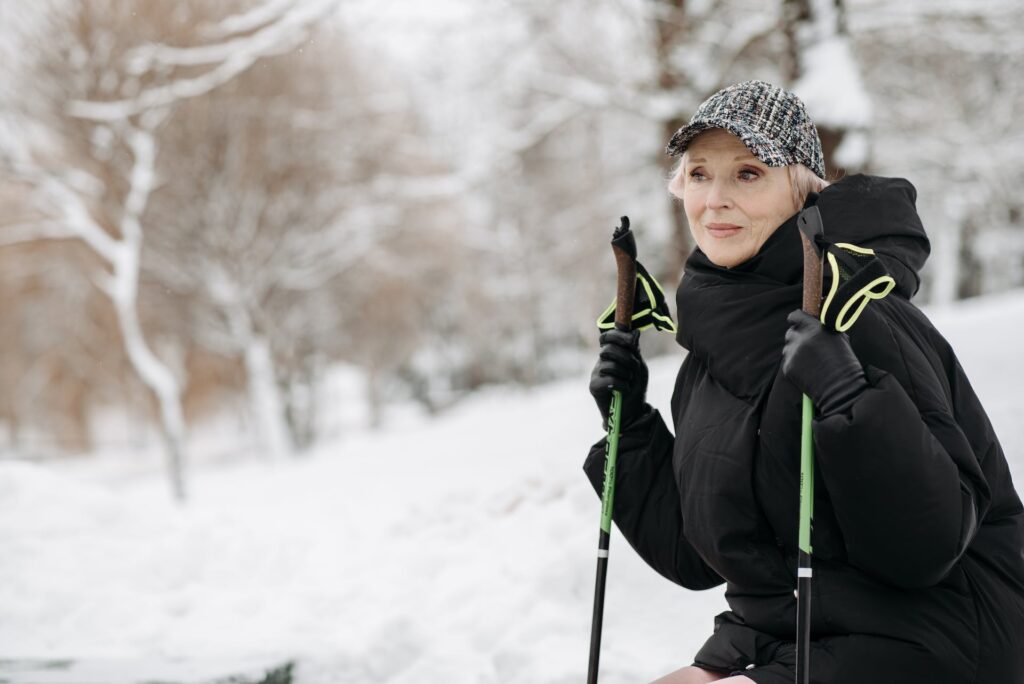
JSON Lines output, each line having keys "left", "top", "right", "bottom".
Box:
{"left": 589, "top": 328, "right": 651, "bottom": 430}
{"left": 781, "top": 309, "right": 868, "bottom": 415}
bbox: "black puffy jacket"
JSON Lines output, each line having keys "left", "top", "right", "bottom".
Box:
{"left": 584, "top": 175, "right": 1024, "bottom": 683}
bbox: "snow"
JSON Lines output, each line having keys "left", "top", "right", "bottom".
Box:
{"left": 1, "top": 290, "right": 1023, "bottom": 683}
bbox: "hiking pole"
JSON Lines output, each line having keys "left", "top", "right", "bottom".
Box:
{"left": 795, "top": 206, "right": 824, "bottom": 684}
{"left": 587, "top": 216, "right": 637, "bottom": 684}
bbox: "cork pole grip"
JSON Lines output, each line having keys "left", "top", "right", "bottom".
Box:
{"left": 613, "top": 254, "right": 636, "bottom": 330}
{"left": 800, "top": 231, "right": 823, "bottom": 316}
{"left": 611, "top": 217, "right": 637, "bottom": 331}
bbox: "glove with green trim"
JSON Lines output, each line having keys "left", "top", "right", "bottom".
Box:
{"left": 589, "top": 328, "right": 652, "bottom": 431}
{"left": 782, "top": 309, "right": 868, "bottom": 416}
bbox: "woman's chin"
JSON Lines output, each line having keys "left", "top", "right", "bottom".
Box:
{"left": 704, "top": 247, "right": 750, "bottom": 269}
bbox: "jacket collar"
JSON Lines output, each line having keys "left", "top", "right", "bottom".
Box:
{"left": 674, "top": 173, "right": 930, "bottom": 400}
{"left": 675, "top": 209, "right": 804, "bottom": 401}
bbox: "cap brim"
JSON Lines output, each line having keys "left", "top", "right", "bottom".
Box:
{"left": 665, "top": 119, "right": 788, "bottom": 167}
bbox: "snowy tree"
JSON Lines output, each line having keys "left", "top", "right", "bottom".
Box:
{"left": 143, "top": 28, "right": 431, "bottom": 452}
{"left": 0, "top": 0, "right": 342, "bottom": 497}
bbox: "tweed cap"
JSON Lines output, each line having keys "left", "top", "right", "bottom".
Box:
{"left": 666, "top": 80, "right": 825, "bottom": 179}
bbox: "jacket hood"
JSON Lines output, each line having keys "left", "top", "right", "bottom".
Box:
{"left": 810, "top": 173, "right": 930, "bottom": 299}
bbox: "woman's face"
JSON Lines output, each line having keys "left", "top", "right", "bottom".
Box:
{"left": 680, "top": 129, "right": 797, "bottom": 268}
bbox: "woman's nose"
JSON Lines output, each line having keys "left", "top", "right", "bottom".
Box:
{"left": 705, "top": 179, "right": 734, "bottom": 209}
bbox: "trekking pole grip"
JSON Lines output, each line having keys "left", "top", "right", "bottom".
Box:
{"left": 611, "top": 217, "right": 637, "bottom": 330}
{"left": 798, "top": 207, "right": 824, "bottom": 317}
{"left": 801, "top": 239, "right": 822, "bottom": 316}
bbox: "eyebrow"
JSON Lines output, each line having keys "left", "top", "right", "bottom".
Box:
{"left": 687, "top": 155, "right": 759, "bottom": 164}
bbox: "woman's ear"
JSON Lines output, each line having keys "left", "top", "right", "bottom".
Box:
{"left": 668, "top": 159, "right": 686, "bottom": 199}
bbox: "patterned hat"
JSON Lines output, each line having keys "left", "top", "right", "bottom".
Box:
{"left": 665, "top": 80, "right": 825, "bottom": 179}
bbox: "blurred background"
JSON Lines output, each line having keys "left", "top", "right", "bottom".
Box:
{"left": 0, "top": 1, "right": 1021, "bottom": 683}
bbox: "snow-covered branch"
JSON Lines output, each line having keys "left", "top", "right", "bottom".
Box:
{"left": 502, "top": 98, "right": 583, "bottom": 154}
{"left": 528, "top": 70, "right": 672, "bottom": 121}
{"left": 701, "top": 14, "right": 782, "bottom": 91}
{"left": 27, "top": 171, "right": 122, "bottom": 263}
{"left": 273, "top": 219, "right": 393, "bottom": 293}
{"left": 199, "top": 0, "right": 296, "bottom": 40}
{"left": 70, "top": 0, "right": 342, "bottom": 121}
{"left": 0, "top": 220, "right": 75, "bottom": 247}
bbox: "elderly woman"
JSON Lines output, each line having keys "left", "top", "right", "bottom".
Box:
{"left": 586, "top": 81, "right": 1024, "bottom": 683}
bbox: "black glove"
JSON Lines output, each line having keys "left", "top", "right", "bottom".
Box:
{"left": 782, "top": 309, "right": 868, "bottom": 416}
{"left": 589, "top": 328, "right": 651, "bottom": 430}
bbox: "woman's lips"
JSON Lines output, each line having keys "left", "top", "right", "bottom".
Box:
{"left": 706, "top": 223, "right": 743, "bottom": 237}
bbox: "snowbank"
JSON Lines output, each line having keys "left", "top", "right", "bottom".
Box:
{"left": 1, "top": 290, "right": 1022, "bottom": 683}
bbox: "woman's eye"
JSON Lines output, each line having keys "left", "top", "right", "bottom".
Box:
{"left": 739, "top": 168, "right": 760, "bottom": 180}
{"left": 689, "top": 170, "right": 706, "bottom": 181}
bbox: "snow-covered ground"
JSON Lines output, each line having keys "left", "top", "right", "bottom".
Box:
{"left": 1, "top": 291, "right": 1023, "bottom": 683}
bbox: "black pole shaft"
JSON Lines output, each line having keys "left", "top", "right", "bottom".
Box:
{"left": 796, "top": 550, "right": 812, "bottom": 683}
{"left": 587, "top": 528, "right": 611, "bottom": 684}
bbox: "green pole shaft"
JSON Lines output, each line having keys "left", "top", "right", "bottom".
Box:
{"left": 799, "top": 394, "right": 815, "bottom": 554}
{"left": 601, "top": 391, "right": 623, "bottom": 534}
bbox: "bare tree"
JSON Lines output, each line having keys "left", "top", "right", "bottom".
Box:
{"left": 144, "top": 28, "right": 416, "bottom": 454}
{"left": 0, "top": 0, "right": 341, "bottom": 498}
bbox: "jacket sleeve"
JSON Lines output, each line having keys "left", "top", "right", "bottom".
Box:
{"left": 812, "top": 317, "right": 990, "bottom": 589}
{"left": 583, "top": 408, "right": 724, "bottom": 590}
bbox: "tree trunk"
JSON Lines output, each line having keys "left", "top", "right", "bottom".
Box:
{"left": 113, "top": 126, "right": 188, "bottom": 502}
{"left": 661, "top": 117, "right": 694, "bottom": 289}
{"left": 652, "top": 0, "right": 694, "bottom": 288}
{"left": 114, "top": 289, "right": 187, "bottom": 501}
{"left": 242, "top": 334, "right": 292, "bottom": 460}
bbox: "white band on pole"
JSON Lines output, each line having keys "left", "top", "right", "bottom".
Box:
{"left": 798, "top": 567, "right": 813, "bottom": 578}
{"left": 597, "top": 549, "right": 609, "bottom": 558}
